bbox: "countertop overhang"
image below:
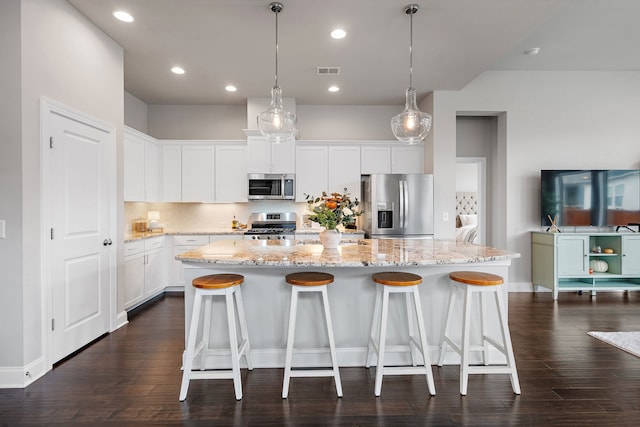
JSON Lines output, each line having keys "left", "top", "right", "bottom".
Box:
{"left": 175, "top": 238, "right": 520, "bottom": 268}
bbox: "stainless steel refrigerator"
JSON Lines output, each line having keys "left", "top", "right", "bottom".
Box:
{"left": 361, "top": 174, "right": 434, "bottom": 238}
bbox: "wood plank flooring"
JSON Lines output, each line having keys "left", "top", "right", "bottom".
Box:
{"left": 2, "top": 291, "right": 640, "bottom": 425}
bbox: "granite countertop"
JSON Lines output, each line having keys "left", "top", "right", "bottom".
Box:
{"left": 175, "top": 239, "right": 520, "bottom": 267}
{"left": 125, "top": 228, "right": 365, "bottom": 242}
{"left": 124, "top": 229, "right": 248, "bottom": 242}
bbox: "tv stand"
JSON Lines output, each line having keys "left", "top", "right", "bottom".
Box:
{"left": 532, "top": 231, "right": 640, "bottom": 300}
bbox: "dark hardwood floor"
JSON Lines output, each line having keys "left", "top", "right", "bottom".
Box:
{"left": 2, "top": 291, "right": 640, "bottom": 426}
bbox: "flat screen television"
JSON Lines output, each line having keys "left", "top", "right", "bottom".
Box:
{"left": 541, "top": 170, "right": 640, "bottom": 227}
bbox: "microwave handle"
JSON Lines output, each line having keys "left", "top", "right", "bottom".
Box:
{"left": 281, "top": 177, "right": 285, "bottom": 199}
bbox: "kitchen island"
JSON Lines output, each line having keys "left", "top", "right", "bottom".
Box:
{"left": 176, "top": 238, "right": 519, "bottom": 368}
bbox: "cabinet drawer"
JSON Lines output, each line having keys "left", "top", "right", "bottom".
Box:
{"left": 124, "top": 240, "right": 145, "bottom": 256}
{"left": 144, "top": 236, "right": 164, "bottom": 250}
{"left": 173, "top": 235, "right": 209, "bottom": 246}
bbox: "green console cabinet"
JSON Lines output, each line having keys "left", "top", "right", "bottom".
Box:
{"left": 532, "top": 232, "right": 640, "bottom": 300}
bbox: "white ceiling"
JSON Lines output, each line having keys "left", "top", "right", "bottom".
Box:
{"left": 66, "top": 0, "right": 640, "bottom": 106}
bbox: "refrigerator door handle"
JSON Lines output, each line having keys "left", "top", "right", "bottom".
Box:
{"left": 403, "top": 179, "right": 409, "bottom": 230}
{"left": 399, "top": 180, "right": 405, "bottom": 229}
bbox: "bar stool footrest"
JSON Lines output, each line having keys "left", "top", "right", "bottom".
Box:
{"left": 288, "top": 369, "right": 339, "bottom": 378}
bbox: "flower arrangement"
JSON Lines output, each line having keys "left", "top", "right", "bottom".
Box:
{"left": 305, "top": 188, "right": 363, "bottom": 230}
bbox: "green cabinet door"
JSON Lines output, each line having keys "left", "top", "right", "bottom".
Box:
{"left": 557, "top": 235, "right": 589, "bottom": 276}
{"left": 622, "top": 235, "right": 640, "bottom": 275}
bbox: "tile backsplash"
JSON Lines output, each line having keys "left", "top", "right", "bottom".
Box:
{"left": 125, "top": 201, "right": 311, "bottom": 233}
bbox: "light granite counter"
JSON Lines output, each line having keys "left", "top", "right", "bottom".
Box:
{"left": 175, "top": 238, "right": 517, "bottom": 267}
{"left": 124, "top": 229, "right": 247, "bottom": 242}
{"left": 177, "top": 238, "right": 520, "bottom": 370}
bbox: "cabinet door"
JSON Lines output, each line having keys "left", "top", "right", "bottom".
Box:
{"left": 123, "top": 253, "right": 145, "bottom": 309}
{"left": 144, "top": 140, "right": 160, "bottom": 201}
{"left": 391, "top": 145, "right": 424, "bottom": 174}
{"left": 144, "top": 248, "right": 165, "bottom": 297}
{"left": 247, "top": 137, "right": 295, "bottom": 173}
{"left": 361, "top": 145, "right": 391, "bottom": 174}
{"left": 162, "top": 145, "right": 182, "bottom": 202}
{"left": 557, "top": 235, "right": 589, "bottom": 276}
{"left": 622, "top": 235, "right": 640, "bottom": 274}
{"left": 295, "top": 146, "right": 328, "bottom": 201}
{"left": 123, "top": 132, "right": 145, "bottom": 201}
{"left": 182, "top": 145, "right": 215, "bottom": 202}
{"left": 215, "top": 145, "right": 248, "bottom": 202}
{"left": 328, "top": 146, "right": 361, "bottom": 201}
{"left": 270, "top": 140, "right": 295, "bottom": 173}
{"left": 247, "top": 137, "right": 271, "bottom": 173}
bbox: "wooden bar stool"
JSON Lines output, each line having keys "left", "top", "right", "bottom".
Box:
{"left": 282, "top": 272, "right": 343, "bottom": 399}
{"left": 365, "top": 272, "right": 436, "bottom": 397}
{"left": 179, "top": 274, "right": 253, "bottom": 401}
{"left": 437, "top": 271, "right": 520, "bottom": 395}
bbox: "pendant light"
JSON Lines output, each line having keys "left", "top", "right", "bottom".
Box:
{"left": 258, "top": 2, "right": 297, "bottom": 144}
{"left": 391, "top": 4, "right": 432, "bottom": 144}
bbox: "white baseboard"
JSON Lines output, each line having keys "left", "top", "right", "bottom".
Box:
{"left": 113, "top": 310, "right": 129, "bottom": 331}
{"left": 508, "top": 281, "right": 544, "bottom": 292}
{"left": 0, "top": 357, "right": 47, "bottom": 389}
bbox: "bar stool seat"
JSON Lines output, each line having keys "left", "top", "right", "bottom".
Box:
{"left": 282, "top": 272, "right": 343, "bottom": 399}
{"left": 365, "top": 272, "right": 436, "bottom": 397}
{"left": 437, "top": 271, "right": 521, "bottom": 395}
{"left": 179, "top": 274, "right": 253, "bottom": 401}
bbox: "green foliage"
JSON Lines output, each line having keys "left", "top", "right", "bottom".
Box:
{"left": 304, "top": 188, "right": 363, "bottom": 230}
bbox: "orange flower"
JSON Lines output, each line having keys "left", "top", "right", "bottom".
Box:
{"left": 326, "top": 200, "right": 337, "bottom": 209}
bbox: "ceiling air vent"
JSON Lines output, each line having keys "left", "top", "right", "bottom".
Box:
{"left": 317, "top": 67, "right": 341, "bottom": 76}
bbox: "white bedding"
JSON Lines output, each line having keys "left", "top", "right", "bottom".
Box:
{"left": 456, "top": 224, "right": 478, "bottom": 243}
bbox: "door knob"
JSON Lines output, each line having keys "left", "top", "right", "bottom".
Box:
{"left": 103, "top": 239, "right": 109, "bottom": 246}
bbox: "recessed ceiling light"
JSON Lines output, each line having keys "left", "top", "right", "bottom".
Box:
{"left": 331, "top": 29, "right": 346, "bottom": 39}
{"left": 171, "top": 66, "right": 185, "bottom": 75}
{"left": 113, "top": 10, "right": 134, "bottom": 23}
{"left": 328, "top": 86, "right": 340, "bottom": 93}
{"left": 225, "top": 85, "right": 237, "bottom": 92}
{"left": 524, "top": 47, "right": 541, "bottom": 56}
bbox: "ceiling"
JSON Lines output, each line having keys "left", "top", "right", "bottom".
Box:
{"left": 66, "top": 0, "right": 640, "bottom": 106}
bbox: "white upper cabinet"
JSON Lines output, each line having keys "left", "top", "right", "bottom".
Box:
{"left": 361, "top": 145, "right": 391, "bottom": 174}
{"left": 161, "top": 145, "right": 182, "bottom": 202}
{"left": 391, "top": 145, "right": 424, "bottom": 174}
{"left": 328, "top": 146, "right": 361, "bottom": 201}
{"left": 295, "top": 144, "right": 362, "bottom": 202}
{"left": 247, "top": 135, "right": 295, "bottom": 174}
{"left": 295, "top": 145, "right": 329, "bottom": 201}
{"left": 215, "top": 144, "right": 248, "bottom": 202}
{"left": 181, "top": 144, "right": 215, "bottom": 202}
{"left": 124, "top": 127, "right": 160, "bottom": 201}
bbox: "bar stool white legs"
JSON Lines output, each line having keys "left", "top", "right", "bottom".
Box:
{"left": 437, "top": 271, "right": 520, "bottom": 396}
{"left": 365, "top": 272, "right": 436, "bottom": 397}
{"left": 282, "top": 272, "right": 343, "bottom": 399}
{"left": 179, "top": 274, "right": 253, "bottom": 401}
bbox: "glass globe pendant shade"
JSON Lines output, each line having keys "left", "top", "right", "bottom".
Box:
{"left": 258, "top": 84, "right": 297, "bottom": 144}
{"left": 391, "top": 87, "right": 432, "bottom": 144}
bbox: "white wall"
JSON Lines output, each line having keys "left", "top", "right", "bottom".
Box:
{"left": 146, "top": 104, "right": 400, "bottom": 140}
{"left": 0, "top": 0, "right": 24, "bottom": 369}
{"left": 11, "top": 0, "right": 124, "bottom": 375}
{"left": 435, "top": 70, "right": 640, "bottom": 286}
{"left": 148, "top": 105, "right": 246, "bottom": 139}
{"left": 124, "top": 91, "right": 148, "bottom": 133}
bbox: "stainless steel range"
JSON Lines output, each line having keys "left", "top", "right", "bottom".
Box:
{"left": 244, "top": 212, "right": 296, "bottom": 240}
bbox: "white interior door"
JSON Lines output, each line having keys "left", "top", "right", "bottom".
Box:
{"left": 49, "top": 111, "right": 110, "bottom": 362}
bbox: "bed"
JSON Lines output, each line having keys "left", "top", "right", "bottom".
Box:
{"left": 456, "top": 192, "right": 478, "bottom": 243}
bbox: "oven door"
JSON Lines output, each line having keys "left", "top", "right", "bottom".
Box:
{"left": 248, "top": 174, "right": 284, "bottom": 200}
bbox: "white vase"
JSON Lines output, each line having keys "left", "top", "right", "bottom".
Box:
{"left": 319, "top": 229, "right": 341, "bottom": 249}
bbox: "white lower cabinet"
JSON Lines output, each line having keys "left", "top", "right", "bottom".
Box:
{"left": 123, "top": 237, "right": 166, "bottom": 310}
{"left": 170, "top": 234, "right": 243, "bottom": 288}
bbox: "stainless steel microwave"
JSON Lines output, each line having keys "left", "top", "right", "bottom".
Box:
{"left": 248, "top": 174, "right": 295, "bottom": 200}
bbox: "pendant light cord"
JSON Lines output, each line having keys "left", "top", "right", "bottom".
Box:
{"left": 274, "top": 7, "right": 279, "bottom": 87}
{"left": 409, "top": 7, "right": 413, "bottom": 90}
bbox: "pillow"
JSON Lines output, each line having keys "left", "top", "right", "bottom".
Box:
{"left": 456, "top": 215, "right": 462, "bottom": 228}
{"left": 459, "top": 214, "right": 477, "bottom": 227}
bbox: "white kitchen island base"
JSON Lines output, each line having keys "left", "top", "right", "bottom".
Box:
{"left": 178, "top": 239, "right": 519, "bottom": 370}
